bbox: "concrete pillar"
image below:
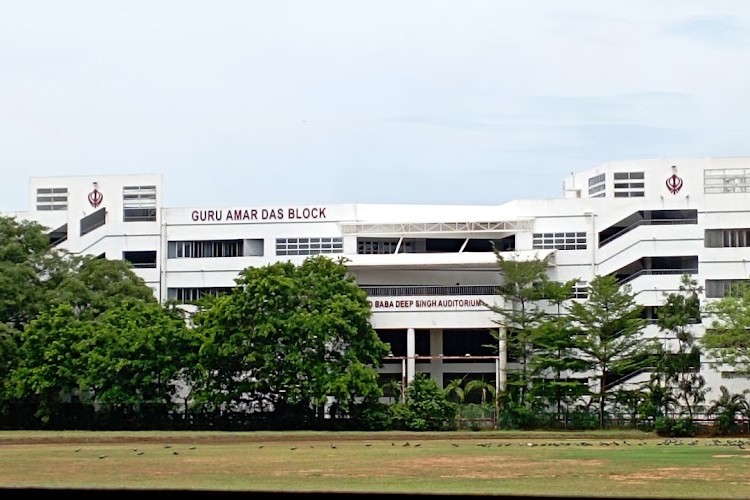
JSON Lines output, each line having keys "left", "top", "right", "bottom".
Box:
{"left": 497, "top": 327, "right": 507, "bottom": 393}
{"left": 430, "top": 328, "right": 443, "bottom": 388}
{"left": 406, "top": 327, "right": 416, "bottom": 383}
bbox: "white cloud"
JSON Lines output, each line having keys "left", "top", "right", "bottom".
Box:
{"left": 1, "top": 0, "right": 749, "bottom": 209}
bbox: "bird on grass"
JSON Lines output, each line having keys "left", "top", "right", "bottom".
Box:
{"left": 290, "top": 447, "right": 297, "bottom": 451}
{"left": 99, "top": 455, "right": 107, "bottom": 459}
{"left": 258, "top": 445, "right": 264, "bottom": 449}
{"left": 137, "top": 452, "right": 144, "bottom": 456}
{"left": 189, "top": 446, "right": 197, "bottom": 450}
{"left": 173, "top": 451, "right": 179, "bottom": 455}
{"left": 74, "top": 448, "right": 81, "bottom": 453}
{"left": 330, "top": 444, "right": 336, "bottom": 449}
{"left": 164, "top": 445, "right": 172, "bottom": 449}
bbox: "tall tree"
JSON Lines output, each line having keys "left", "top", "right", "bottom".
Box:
{"left": 0, "top": 215, "right": 54, "bottom": 331}
{"left": 9, "top": 304, "right": 93, "bottom": 424}
{"left": 79, "top": 300, "right": 198, "bottom": 414}
{"left": 530, "top": 279, "right": 589, "bottom": 422}
{"left": 655, "top": 275, "right": 706, "bottom": 417}
{"left": 0, "top": 215, "right": 74, "bottom": 412}
{"left": 487, "top": 252, "right": 549, "bottom": 410}
{"left": 702, "top": 279, "right": 750, "bottom": 376}
{"left": 191, "top": 256, "right": 390, "bottom": 425}
{"left": 566, "top": 274, "right": 656, "bottom": 427}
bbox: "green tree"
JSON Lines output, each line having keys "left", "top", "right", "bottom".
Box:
{"left": 9, "top": 304, "right": 93, "bottom": 424}
{"left": 0, "top": 215, "right": 67, "bottom": 409}
{"left": 706, "top": 385, "right": 750, "bottom": 435}
{"left": 530, "top": 278, "right": 589, "bottom": 423}
{"left": 390, "top": 373, "right": 457, "bottom": 431}
{"left": 487, "top": 253, "right": 549, "bottom": 411}
{"left": 702, "top": 279, "right": 750, "bottom": 375}
{"left": 0, "top": 215, "right": 55, "bottom": 331}
{"left": 191, "top": 256, "right": 389, "bottom": 426}
{"left": 566, "top": 274, "right": 656, "bottom": 428}
{"left": 79, "top": 300, "right": 198, "bottom": 416}
{"left": 655, "top": 275, "right": 706, "bottom": 418}
{"left": 52, "top": 256, "right": 156, "bottom": 319}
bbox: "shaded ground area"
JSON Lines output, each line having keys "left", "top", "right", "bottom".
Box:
{"left": 0, "top": 430, "right": 659, "bottom": 446}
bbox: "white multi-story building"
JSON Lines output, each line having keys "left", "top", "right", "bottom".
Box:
{"left": 5, "top": 157, "right": 750, "bottom": 408}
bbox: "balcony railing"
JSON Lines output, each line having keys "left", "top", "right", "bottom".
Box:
{"left": 616, "top": 268, "right": 698, "bottom": 285}
{"left": 360, "top": 285, "right": 498, "bottom": 297}
{"left": 599, "top": 218, "right": 698, "bottom": 247}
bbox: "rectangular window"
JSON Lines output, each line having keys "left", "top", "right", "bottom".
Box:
{"left": 532, "top": 232, "right": 587, "bottom": 250}
{"left": 705, "top": 168, "right": 750, "bottom": 194}
{"left": 588, "top": 173, "right": 605, "bottom": 186}
{"left": 80, "top": 207, "right": 106, "bottom": 236}
{"left": 122, "top": 250, "right": 157, "bottom": 268}
{"left": 614, "top": 172, "right": 645, "bottom": 180}
{"left": 705, "top": 279, "right": 749, "bottom": 298}
{"left": 569, "top": 281, "right": 588, "bottom": 299}
{"left": 167, "top": 239, "right": 246, "bottom": 258}
{"left": 167, "top": 287, "right": 234, "bottom": 303}
{"left": 613, "top": 172, "right": 645, "bottom": 197}
{"left": 123, "top": 185, "right": 157, "bottom": 221}
{"left": 357, "top": 238, "right": 415, "bottom": 254}
{"left": 705, "top": 228, "right": 750, "bottom": 248}
{"left": 587, "top": 173, "right": 606, "bottom": 197}
{"left": 36, "top": 187, "right": 68, "bottom": 211}
{"left": 276, "top": 237, "right": 343, "bottom": 256}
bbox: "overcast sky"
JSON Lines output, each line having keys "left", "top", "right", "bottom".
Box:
{"left": 1, "top": 1, "right": 749, "bottom": 211}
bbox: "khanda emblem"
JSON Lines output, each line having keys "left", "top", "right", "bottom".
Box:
{"left": 88, "top": 183, "right": 104, "bottom": 208}
{"left": 666, "top": 166, "right": 683, "bottom": 195}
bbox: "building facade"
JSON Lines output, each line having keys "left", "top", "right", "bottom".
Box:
{"left": 6, "top": 157, "right": 750, "bottom": 408}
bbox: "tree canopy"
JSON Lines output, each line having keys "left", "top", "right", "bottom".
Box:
{"left": 190, "top": 255, "right": 390, "bottom": 425}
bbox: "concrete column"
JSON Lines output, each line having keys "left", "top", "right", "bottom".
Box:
{"left": 497, "top": 327, "right": 507, "bottom": 393}
{"left": 430, "top": 328, "right": 443, "bottom": 388}
{"left": 406, "top": 327, "right": 416, "bottom": 383}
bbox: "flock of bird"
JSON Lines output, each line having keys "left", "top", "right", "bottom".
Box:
{"left": 73, "top": 437, "right": 750, "bottom": 457}
{"left": 73, "top": 444, "right": 199, "bottom": 459}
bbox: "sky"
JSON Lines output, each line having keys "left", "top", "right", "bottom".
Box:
{"left": 1, "top": 0, "right": 749, "bottom": 211}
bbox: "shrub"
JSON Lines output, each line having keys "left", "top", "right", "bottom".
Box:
{"left": 654, "top": 416, "right": 696, "bottom": 437}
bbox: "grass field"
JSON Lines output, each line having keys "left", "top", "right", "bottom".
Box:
{"left": 0, "top": 430, "right": 749, "bottom": 498}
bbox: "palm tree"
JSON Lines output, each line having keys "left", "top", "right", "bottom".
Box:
{"left": 465, "top": 379, "right": 496, "bottom": 405}
{"left": 443, "top": 376, "right": 467, "bottom": 404}
{"left": 707, "top": 385, "right": 750, "bottom": 435}
{"left": 443, "top": 376, "right": 467, "bottom": 428}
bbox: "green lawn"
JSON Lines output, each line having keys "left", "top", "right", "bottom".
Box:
{"left": 0, "top": 430, "right": 748, "bottom": 497}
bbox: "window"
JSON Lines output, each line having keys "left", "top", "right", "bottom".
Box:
{"left": 122, "top": 250, "right": 157, "bottom": 268}
{"left": 588, "top": 173, "right": 605, "bottom": 186}
{"left": 572, "top": 281, "right": 588, "bottom": 299}
{"left": 613, "top": 172, "right": 645, "bottom": 197}
{"left": 167, "top": 287, "right": 234, "bottom": 303}
{"left": 36, "top": 187, "right": 68, "bottom": 211}
{"left": 358, "top": 238, "right": 409, "bottom": 254}
{"left": 705, "top": 279, "right": 749, "bottom": 298}
{"left": 80, "top": 207, "right": 106, "bottom": 236}
{"left": 614, "top": 191, "right": 645, "bottom": 197}
{"left": 705, "top": 168, "right": 750, "bottom": 194}
{"left": 588, "top": 173, "right": 605, "bottom": 197}
{"left": 705, "top": 228, "right": 750, "bottom": 248}
{"left": 532, "top": 232, "right": 586, "bottom": 250}
{"left": 168, "top": 239, "right": 245, "bottom": 258}
{"left": 123, "top": 185, "right": 157, "bottom": 221}
{"left": 276, "top": 237, "right": 343, "bottom": 256}
{"left": 614, "top": 172, "right": 645, "bottom": 180}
